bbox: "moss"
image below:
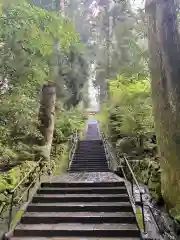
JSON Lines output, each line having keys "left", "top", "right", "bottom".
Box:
{"left": 169, "top": 203, "right": 180, "bottom": 222}
{"left": 124, "top": 159, "right": 162, "bottom": 201}
{"left": 11, "top": 209, "right": 24, "bottom": 229}
{"left": 0, "top": 141, "right": 69, "bottom": 197}
{"left": 0, "top": 160, "right": 38, "bottom": 204}
{"left": 136, "top": 207, "right": 144, "bottom": 230}
{"left": 0, "top": 139, "right": 70, "bottom": 224}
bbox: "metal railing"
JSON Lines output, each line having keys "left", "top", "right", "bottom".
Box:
{"left": 101, "top": 133, "right": 177, "bottom": 240}
{"left": 0, "top": 131, "right": 79, "bottom": 236}
{"left": 101, "top": 132, "right": 118, "bottom": 171}
{"left": 120, "top": 154, "right": 146, "bottom": 233}
{"left": 121, "top": 157, "right": 175, "bottom": 238}
{"left": 68, "top": 130, "right": 79, "bottom": 169}
{"left": 0, "top": 157, "right": 46, "bottom": 232}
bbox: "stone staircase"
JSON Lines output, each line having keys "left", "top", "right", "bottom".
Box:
{"left": 11, "top": 181, "right": 141, "bottom": 239}
{"left": 69, "top": 140, "right": 109, "bottom": 172}
{"left": 8, "top": 120, "right": 142, "bottom": 239}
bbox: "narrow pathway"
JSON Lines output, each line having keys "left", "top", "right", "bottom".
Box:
{"left": 85, "top": 118, "right": 100, "bottom": 140}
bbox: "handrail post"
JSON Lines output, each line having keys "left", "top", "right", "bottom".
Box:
{"left": 8, "top": 192, "right": 14, "bottom": 230}
{"left": 140, "top": 191, "right": 146, "bottom": 234}
{"left": 131, "top": 181, "right": 134, "bottom": 198}
{"left": 27, "top": 173, "right": 32, "bottom": 201}
{"left": 102, "top": 135, "right": 110, "bottom": 169}
{"left": 27, "top": 187, "right": 30, "bottom": 202}
{"left": 68, "top": 130, "right": 79, "bottom": 170}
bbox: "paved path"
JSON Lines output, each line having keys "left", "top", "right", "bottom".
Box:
{"left": 85, "top": 118, "right": 100, "bottom": 140}
{"left": 47, "top": 172, "right": 123, "bottom": 183}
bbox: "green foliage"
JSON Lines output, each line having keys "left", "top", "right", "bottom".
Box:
{"left": 94, "top": 1, "right": 148, "bottom": 101}
{"left": 0, "top": 0, "right": 85, "bottom": 168}
{"left": 98, "top": 74, "right": 154, "bottom": 141}
{"left": 170, "top": 204, "right": 180, "bottom": 223}
{"left": 109, "top": 74, "right": 154, "bottom": 137}
{"left": 0, "top": 0, "right": 86, "bottom": 230}
{"left": 96, "top": 103, "right": 109, "bottom": 133}
{"left": 58, "top": 45, "right": 89, "bottom": 107}
{"left": 54, "top": 108, "right": 85, "bottom": 142}
{"left": 51, "top": 143, "right": 69, "bottom": 176}
{"left": 127, "top": 160, "right": 161, "bottom": 200}
{"left": 0, "top": 0, "right": 77, "bottom": 92}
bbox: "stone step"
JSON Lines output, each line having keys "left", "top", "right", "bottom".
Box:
{"left": 71, "top": 161, "right": 108, "bottom": 164}
{"left": 74, "top": 152, "right": 106, "bottom": 154}
{"left": 74, "top": 154, "right": 105, "bottom": 157}
{"left": 27, "top": 202, "right": 132, "bottom": 213}
{"left": 72, "top": 158, "right": 107, "bottom": 161}
{"left": 68, "top": 169, "right": 110, "bottom": 172}
{"left": 69, "top": 168, "right": 109, "bottom": 171}
{"left": 14, "top": 223, "right": 140, "bottom": 238}
{"left": 68, "top": 169, "right": 110, "bottom": 171}
{"left": 78, "top": 140, "right": 103, "bottom": 144}
{"left": 41, "top": 182, "right": 125, "bottom": 188}
{"left": 77, "top": 145, "right": 104, "bottom": 148}
{"left": 70, "top": 163, "right": 108, "bottom": 166}
{"left": 70, "top": 165, "right": 108, "bottom": 168}
{"left": 73, "top": 156, "right": 106, "bottom": 159}
{"left": 21, "top": 212, "right": 136, "bottom": 224}
{"left": 22, "top": 211, "right": 134, "bottom": 217}
{"left": 70, "top": 164, "right": 108, "bottom": 167}
{"left": 76, "top": 147, "right": 104, "bottom": 151}
{"left": 69, "top": 165, "right": 108, "bottom": 168}
{"left": 75, "top": 148, "right": 105, "bottom": 150}
{"left": 70, "top": 165, "right": 109, "bottom": 168}
{"left": 75, "top": 150, "right": 105, "bottom": 153}
{"left": 71, "top": 169, "right": 109, "bottom": 172}
{"left": 32, "top": 194, "right": 129, "bottom": 203}
{"left": 11, "top": 237, "right": 140, "bottom": 240}
{"left": 71, "top": 163, "right": 107, "bottom": 165}
{"left": 75, "top": 149, "right": 105, "bottom": 152}
{"left": 73, "top": 156, "right": 106, "bottom": 158}
{"left": 69, "top": 169, "right": 110, "bottom": 172}
{"left": 73, "top": 158, "right": 107, "bottom": 160}
{"left": 71, "top": 159, "right": 107, "bottom": 162}
{"left": 38, "top": 187, "right": 128, "bottom": 194}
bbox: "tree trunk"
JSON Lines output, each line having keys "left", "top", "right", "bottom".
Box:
{"left": 39, "top": 83, "right": 56, "bottom": 161}
{"left": 145, "top": 0, "right": 180, "bottom": 211}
